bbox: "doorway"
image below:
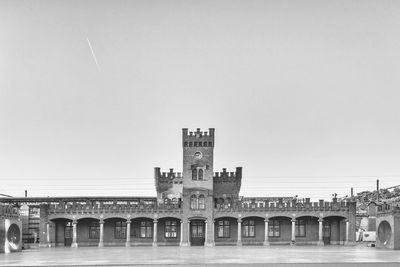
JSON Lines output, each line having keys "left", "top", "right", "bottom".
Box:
{"left": 190, "top": 220, "right": 205, "bottom": 246}
{"left": 323, "top": 221, "right": 331, "bottom": 245}
{"left": 64, "top": 221, "right": 73, "bottom": 246}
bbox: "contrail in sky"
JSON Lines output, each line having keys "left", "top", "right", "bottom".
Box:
{"left": 86, "top": 37, "right": 100, "bottom": 71}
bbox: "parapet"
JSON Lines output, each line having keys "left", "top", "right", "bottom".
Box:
{"left": 213, "top": 167, "right": 242, "bottom": 186}
{"left": 0, "top": 204, "right": 19, "bottom": 218}
{"left": 182, "top": 128, "right": 215, "bottom": 147}
{"left": 154, "top": 167, "right": 183, "bottom": 192}
{"left": 377, "top": 202, "right": 400, "bottom": 215}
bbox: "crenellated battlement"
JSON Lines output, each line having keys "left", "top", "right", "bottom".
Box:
{"left": 213, "top": 167, "right": 242, "bottom": 182}
{"left": 0, "top": 204, "right": 19, "bottom": 218}
{"left": 213, "top": 167, "right": 242, "bottom": 199}
{"left": 154, "top": 167, "right": 183, "bottom": 193}
{"left": 182, "top": 128, "right": 215, "bottom": 147}
{"left": 154, "top": 167, "right": 183, "bottom": 181}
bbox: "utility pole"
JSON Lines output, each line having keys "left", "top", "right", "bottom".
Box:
{"left": 377, "top": 179, "right": 380, "bottom": 202}
{"left": 351, "top": 187, "right": 353, "bottom": 198}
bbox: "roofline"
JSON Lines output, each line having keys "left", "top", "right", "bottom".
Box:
{"left": 0, "top": 196, "right": 157, "bottom": 203}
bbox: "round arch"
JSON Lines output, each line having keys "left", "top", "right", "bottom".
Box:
{"left": 187, "top": 216, "right": 207, "bottom": 221}
{"left": 322, "top": 215, "right": 347, "bottom": 220}
{"left": 268, "top": 215, "right": 292, "bottom": 220}
{"left": 77, "top": 216, "right": 100, "bottom": 222}
{"left": 157, "top": 215, "right": 182, "bottom": 221}
{"left": 295, "top": 215, "right": 319, "bottom": 219}
{"left": 130, "top": 216, "right": 154, "bottom": 221}
{"left": 242, "top": 215, "right": 265, "bottom": 220}
{"left": 50, "top": 217, "right": 73, "bottom": 222}
{"left": 214, "top": 215, "right": 238, "bottom": 220}
{"left": 103, "top": 216, "right": 128, "bottom": 221}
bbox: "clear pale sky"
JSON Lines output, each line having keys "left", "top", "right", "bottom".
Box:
{"left": 1, "top": 0, "right": 400, "bottom": 200}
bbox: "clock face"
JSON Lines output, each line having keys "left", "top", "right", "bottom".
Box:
{"left": 194, "top": 151, "right": 203, "bottom": 159}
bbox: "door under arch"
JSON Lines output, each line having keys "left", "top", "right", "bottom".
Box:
{"left": 64, "top": 221, "right": 73, "bottom": 247}
{"left": 190, "top": 220, "right": 205, "bottom": 246}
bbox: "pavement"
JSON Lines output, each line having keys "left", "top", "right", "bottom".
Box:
{"left": 1, "top": 245, "right": 400, "bottom": 266}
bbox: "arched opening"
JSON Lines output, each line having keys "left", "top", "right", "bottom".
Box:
{"left": 190, "top": 195, "right": 198, "bottom": 210}
{"left": 192, "top": 169, "right": 197, "bottom": 180}
{"left": 130, "top": 217, "right": 153, "bottom": 245}
{"left": 157, "top": 217, "right": 181, "bottom": 246}
{"left": 198, "top": 169, "right": 203, "bottom": 180}
{"left": 378, "top": 220, "right": 392, "bottom": 245}
{"left": 103, "top": 217, "right": 127, "bottom": 246}
{"left": 198, "top": 195, "right": 205, "bottom": 210}
{"left": 190, "top": 219, "right": 205, "bottom": 246}
{"left": 294, "top": 216, "right": 319, "bottom": 245}
{"left": 214, "top": 216, "right": 237, "bottom": 245}
{"left": 225, "top": 198, "right": 232, "bottom": 208}
{"left": 323, "top": 216, "right": 347, "bottom": 245}
{"left": 267, "top": 216, "right": 292, "bottom": 245}
{"left": 241, "top": 216, "right": 265, "bottom": 245}
{"left": 51, "top": 218, "right": 73, "bottom": 247}
{"left": 7, "top": 224, "right": 21, "bottom": 250}
{"left": 76, "top": 217, "right": 101, "bottom": 246}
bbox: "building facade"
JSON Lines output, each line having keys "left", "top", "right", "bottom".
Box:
{"left": 0, "top": 204, "right": 22, "bottom": 253}
{"left": 375, "top": 203, "right": 400, "bottom": 250}
{"left": 3, "top": 128, "right": 356, "bottom": 248}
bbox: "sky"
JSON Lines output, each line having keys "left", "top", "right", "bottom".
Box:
{"left": 1, "top": 0, "right": 400, "bottom": 200}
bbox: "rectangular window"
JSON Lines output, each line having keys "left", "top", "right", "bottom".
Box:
{"left": 89, "top": 221, "right": 100, "bottom": 239}
{"left": 208, "top": 142, "right": 212, "bottom": 146}
{"left": 268, "top": 220, "right": 280, "bottom": 237}
{"left": 203, "top": 142, "right": 207, "bottom": 147}
{"left": 165, "top": 221, "right": 177, "bottom": 238}
{"left": 217, "top": 220, "right": 230, "bottom": 238}
{"left": 115, "top": 221, "right": 127, "bottom": 239}
{"left": 243, "top": 220, "right": 255, "bottom": 237}
{"left": 323, "top": 221, "right": 331, "bottom": 238}
{"left": 295, "top": 220, "right": 306, "bottom": 237}
{"left": 140, "top": 221, "right": 153, "bottom": 238}
{"left": 194, "top": 142, "right": 198, "bottom": 147}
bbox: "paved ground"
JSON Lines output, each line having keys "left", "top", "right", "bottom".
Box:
{"left": 1, "top": 246, "right": 400, "bottom": 266}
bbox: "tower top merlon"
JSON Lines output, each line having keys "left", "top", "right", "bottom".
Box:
{"left": 182, "top": 128, "right": 215, "bottom": 147}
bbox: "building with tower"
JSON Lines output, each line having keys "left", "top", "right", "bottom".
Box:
{"left": 1, "top": 128, "right": 356, "bottom": 249}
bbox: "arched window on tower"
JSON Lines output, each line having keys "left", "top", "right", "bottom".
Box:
{"left": 198, "top": 169, "right": 203, "bottom": 180}
{"left": 190, "top": 195, "right": 198, "bottom": 209}
{"left": 198, "top": 195, "right": 205, "bottom": 209}
{"left": 192, "top": 169, "right": 197, "bottom": 180}
{"left": 225, "top": 198, "right": 232, "bottom": 208}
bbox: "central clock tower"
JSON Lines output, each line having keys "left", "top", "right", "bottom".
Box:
{"left": 182, "top": 128, "right": 214, "bottom": 190}
{"left": 181, "top": 128, "right": 215, "bottom": 246}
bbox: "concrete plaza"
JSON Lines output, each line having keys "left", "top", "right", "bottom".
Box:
{"left": 1, "top": 246, "right": 400, "bottom": 267}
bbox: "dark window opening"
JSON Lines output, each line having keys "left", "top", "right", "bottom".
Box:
{"left": 89, "top": 221, "right": 100, "bottom": 239}
{"left": 295, "top": 219, "right": 306, "bottom": 237}
{"left": 198, "top": 195, "right": 205, "bottom": 209}
{"left": 268, "top": 220, "right": 280, "bottom": 237}
{"left": 115, "top": 221, "right": 127, "bottom": 239}
{"left": 165, "top": 221, "right": 177, "bottom": 238}
{"left": 140, "top": 221, "right": 153, "bottom": 238}
{"left": 243, "top": 220, "right": 255, "bottom": 237}
{"left": 217, "top": 220, "right": 230, "bottom": 238}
